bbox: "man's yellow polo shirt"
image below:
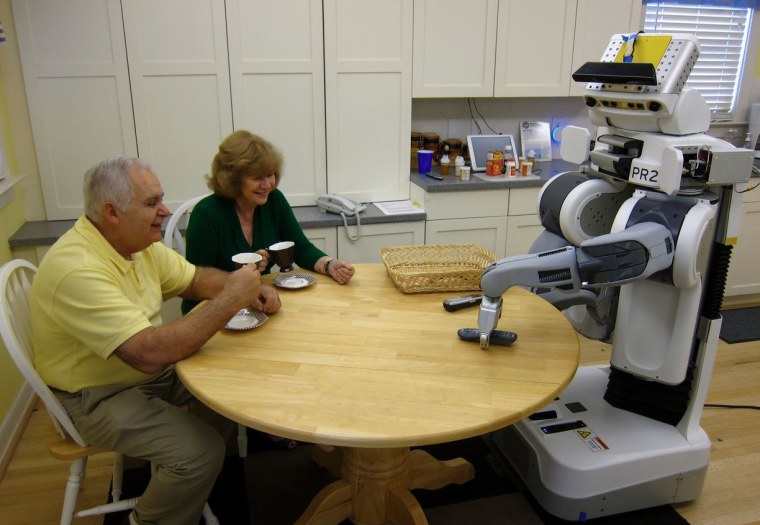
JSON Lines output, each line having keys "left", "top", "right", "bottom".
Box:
{"left": 31, "top": 216, "right": 196, "bottom": 393}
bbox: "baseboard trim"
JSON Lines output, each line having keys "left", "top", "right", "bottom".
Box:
{"left": 0, "top": 383, "right": 36, "bottom": 480}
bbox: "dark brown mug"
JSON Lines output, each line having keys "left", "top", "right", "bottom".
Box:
{"left": 268, "top": 241, "right": 295, "bottom": 272}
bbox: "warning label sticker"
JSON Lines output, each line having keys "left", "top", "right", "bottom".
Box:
{"left": 575, "top": 427, "right": 610, "bottom": 452}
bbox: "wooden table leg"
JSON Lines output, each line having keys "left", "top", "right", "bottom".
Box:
{"left": 297, "top": 446, "right": 475, "bottom": 525}
{"left": 407, "top": 448, "right": 475, "bottom": 490}
{"left": 294, "top": 479, "right": 353, "bottom": 525}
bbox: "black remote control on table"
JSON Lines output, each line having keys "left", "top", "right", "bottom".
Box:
{"left": 443, "top": 294, "right": 482, "bottom": 312}
{"left": 457, "top": 328, "right": 518, "bottom": 346}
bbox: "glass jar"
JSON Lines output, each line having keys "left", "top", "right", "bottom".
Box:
{"left": 422, "top": 133, "right": 440, "bottom": 165}
{"left": 410, "top": 131, "right": 423, "bottom": 169}
{"left": 442, "top": 138, "right": 463, "bottom": 164}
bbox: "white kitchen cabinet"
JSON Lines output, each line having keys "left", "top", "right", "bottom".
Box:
{"left": 725, "top": 188, "right": 760, "bottom": 296}
{"left": 505, "top": 214, "right": 543, "bottom": 256}
{"left": 408, "top": 183, "right": 545, "bottom": 258}
{"left": 412, "top": 0, "right": 498, "bottom": 98}
{"left": 121, "top": 0, "right": 233, "bottom": 208}
{"left": 337, "top": 221, "right": 425, "bottom": 263}
{"left": 13, "top": 0, "right": 137, "bottom": 219}
{"left": 413, "top": 0, "right": 642, "bottom": 98}
{"left": 494, "top": 0, "right": 577, "bottom": 97}
{"left": 226, "top": 0, "right": 326, "bottom": 206}
{"left": 426, "top": 216, "right": 508, "bottom": 256}
{"left": 323, "top": 0, "right": 413, "bottom": 204}
{"left": 16, "top": 0, "right": 402, "bottom": 218}
{"left": 504, "top": 186, "right": 542, "bottom": 255}
{"left": 305, "top": 226, "right": 338, "bottom": 259}
{"left": 410, "top": 185, "right": 509, "bottom": 220}
{"left": 569, "top": 0, "right": 642, "bottom": 97}
{"left": 14, "top": 0, "right": 234, "bottom": 215}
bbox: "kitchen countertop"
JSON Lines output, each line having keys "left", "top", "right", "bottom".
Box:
{"left": 11, "top": 157, "right": 755, "bottom": 249}
{"left": 8, "top": 159, "right": 581, "bottom": 249}
{"left": 7, "top": 203, "right": 426, "bottom": 249}
{"left": 410, "top": 159, "right": 580, "bottom": 192}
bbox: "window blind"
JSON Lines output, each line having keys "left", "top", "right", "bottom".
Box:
{"left": 643, "top": 3, "right": 752, "bottom": 120}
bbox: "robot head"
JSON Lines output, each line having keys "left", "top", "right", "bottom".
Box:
{"left": 574, "top": 33, "right": 710, "bottom": 135}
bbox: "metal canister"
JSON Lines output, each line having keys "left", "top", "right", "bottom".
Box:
{"left": 486, "top": 150, "right": 504, "bottom": 175}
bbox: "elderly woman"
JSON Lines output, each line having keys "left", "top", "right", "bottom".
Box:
{"left": 182, "top": 130, "right": 354, "bottom": 314}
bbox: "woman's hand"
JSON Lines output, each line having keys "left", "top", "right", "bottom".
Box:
{"left": 328, "top": 259, "right": 355, "bottom": 285}
{"left": 254, "top": 249, "right": 271, "bottom": 272}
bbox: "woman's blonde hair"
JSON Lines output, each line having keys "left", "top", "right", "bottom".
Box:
{"left": 206, "top": 130, "right": 283, "bottom": 199}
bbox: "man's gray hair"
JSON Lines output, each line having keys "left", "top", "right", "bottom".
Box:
{"left": 83, "top": 156, "right": 155, "bottom": 223}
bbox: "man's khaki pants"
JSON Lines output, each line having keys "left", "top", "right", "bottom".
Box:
{"left": 57, "top": 367, "right": 226, "bottom": 525}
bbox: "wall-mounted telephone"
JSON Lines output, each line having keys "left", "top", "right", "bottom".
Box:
{"left": 316, "top": 194, "right": 367, "bottom": 216}
{"left": 315, "top": 194, "right": 366, "bottom": 241}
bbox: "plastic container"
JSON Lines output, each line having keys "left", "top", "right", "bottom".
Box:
{"left": 504, "top": 145, "right": 516, "bottom": 174}
{"left": 417, "top": 149, "right": 434, "bottom": 174}
{"left": 486, "top": 151, "right": 504, "bottom": 175}
{"left": 440, "top": 153, "right": 451, "bottom": 175}
{"left": 454, "top": 155, "right": 465, "bottom": 177}
{"left": 442, "top": 138, "right": 463, "bottom": 164}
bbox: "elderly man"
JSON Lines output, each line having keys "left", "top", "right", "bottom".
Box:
{"left": 31, "top": 156, "right": 280, "bottom": 525}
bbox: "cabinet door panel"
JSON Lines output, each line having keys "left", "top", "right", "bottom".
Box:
{"left": 37, "top": 77, "right": 136, "bottom": 212}
{"left": 494, "top": 0, "right": 577, "bottom": 97}
{"left": 238, "top": 74, "right": 324, "bottom": 204}
{"left": 570, "top": 0, "right": 642, "bottom": 96}
{"left": 726, "top": 201, "right": 760, "bottom": 296}
{"left": 138, "top": 76, "right": 229, "bottom": 204}
{"left": 426, "top": 217, "right": 508, "bottom": 257}
{"left": 418, "top": 189, "right": 509, "bottom": 220}
{"left": 228, "top": 0, "right": 326, "bottom": 206}
{"left": 338, "top": 222, "right": 425, "bottom": 263}
{"left": 325, "top": 0, "right": 412, "bottom": 203}
{"left": 508, "top": 187, "right": 541, "bottom": 216}
{"left": 122, "top": 0, "right": 232, "bottom": 210}
{"left": 305, "top": 227, "right": 338, "bottom": 259}
{"left": 505, "top": 214, "right": 543, "bottom": 257}
{"left": 13, "top": 0, "right": 136, "bottom": 219}
{"left": 413, "top": 0, "right": 498, "bottom": 97}
{"left": 331, "top": 73, "right": 406, "bottom": 197}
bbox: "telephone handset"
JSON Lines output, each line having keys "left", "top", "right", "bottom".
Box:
{"left": 316, "top": 194, "right": 366, "bottom": 241}
{"left": 316, "top": 194, "right": 367, "bottom": 216}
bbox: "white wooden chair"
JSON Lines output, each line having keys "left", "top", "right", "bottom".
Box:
{"left": 163, "top": 193, "right": 210, "bottom": 255}
{"left": 0, "top": 259, "right": 218, "bottom": 524}
{"left": 164, "top": 194, "right": 250, "bottom": 458}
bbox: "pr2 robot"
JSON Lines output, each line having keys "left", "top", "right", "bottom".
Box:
{"left": 478, "top": 33, "right": 756, "bottom": 520}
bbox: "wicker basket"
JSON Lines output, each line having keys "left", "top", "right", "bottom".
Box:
{"left": 380, "top": 244, "right": 498, "bottom": 293}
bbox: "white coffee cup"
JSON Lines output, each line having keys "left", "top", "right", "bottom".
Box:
{"left": 231, "top": 252, "right": 263, "bottom": 269}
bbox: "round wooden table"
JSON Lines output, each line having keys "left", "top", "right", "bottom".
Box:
{"left": 176, "top": 263, "right": 579, "bottom": 525}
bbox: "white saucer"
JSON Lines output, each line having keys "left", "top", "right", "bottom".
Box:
{"left": 273, "top": 272, "right": 316, "bottom": 289}
{"left": 225, "top": 309, "right": 268, "bottom": 331}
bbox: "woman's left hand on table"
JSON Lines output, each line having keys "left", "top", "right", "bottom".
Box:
{"left": 328, "top": 260, "right": 355, "bottom": 285}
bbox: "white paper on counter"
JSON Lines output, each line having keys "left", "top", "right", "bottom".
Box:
{"left": 374, "top": 200, "right": 425, "bottom": 216}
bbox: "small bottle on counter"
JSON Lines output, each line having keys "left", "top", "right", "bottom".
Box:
{"left": 440, "top": 153, "right": 451, "bottom": 175}
{"left": 503, "top": 145, "right": 516, "bottom": 176}
{"left": 454, "top": 155, "right": 464, "bottom": 177}
{"left": 461, "top": 166, "right": 471, "bottom": 181}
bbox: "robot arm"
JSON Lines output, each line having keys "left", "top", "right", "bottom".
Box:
{"left": 478, "top": 222, "right": 674, "bottom": 348}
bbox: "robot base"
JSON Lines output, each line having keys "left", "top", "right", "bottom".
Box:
{"left": 491, "top": 365, "right": 709, "bottom": 521}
